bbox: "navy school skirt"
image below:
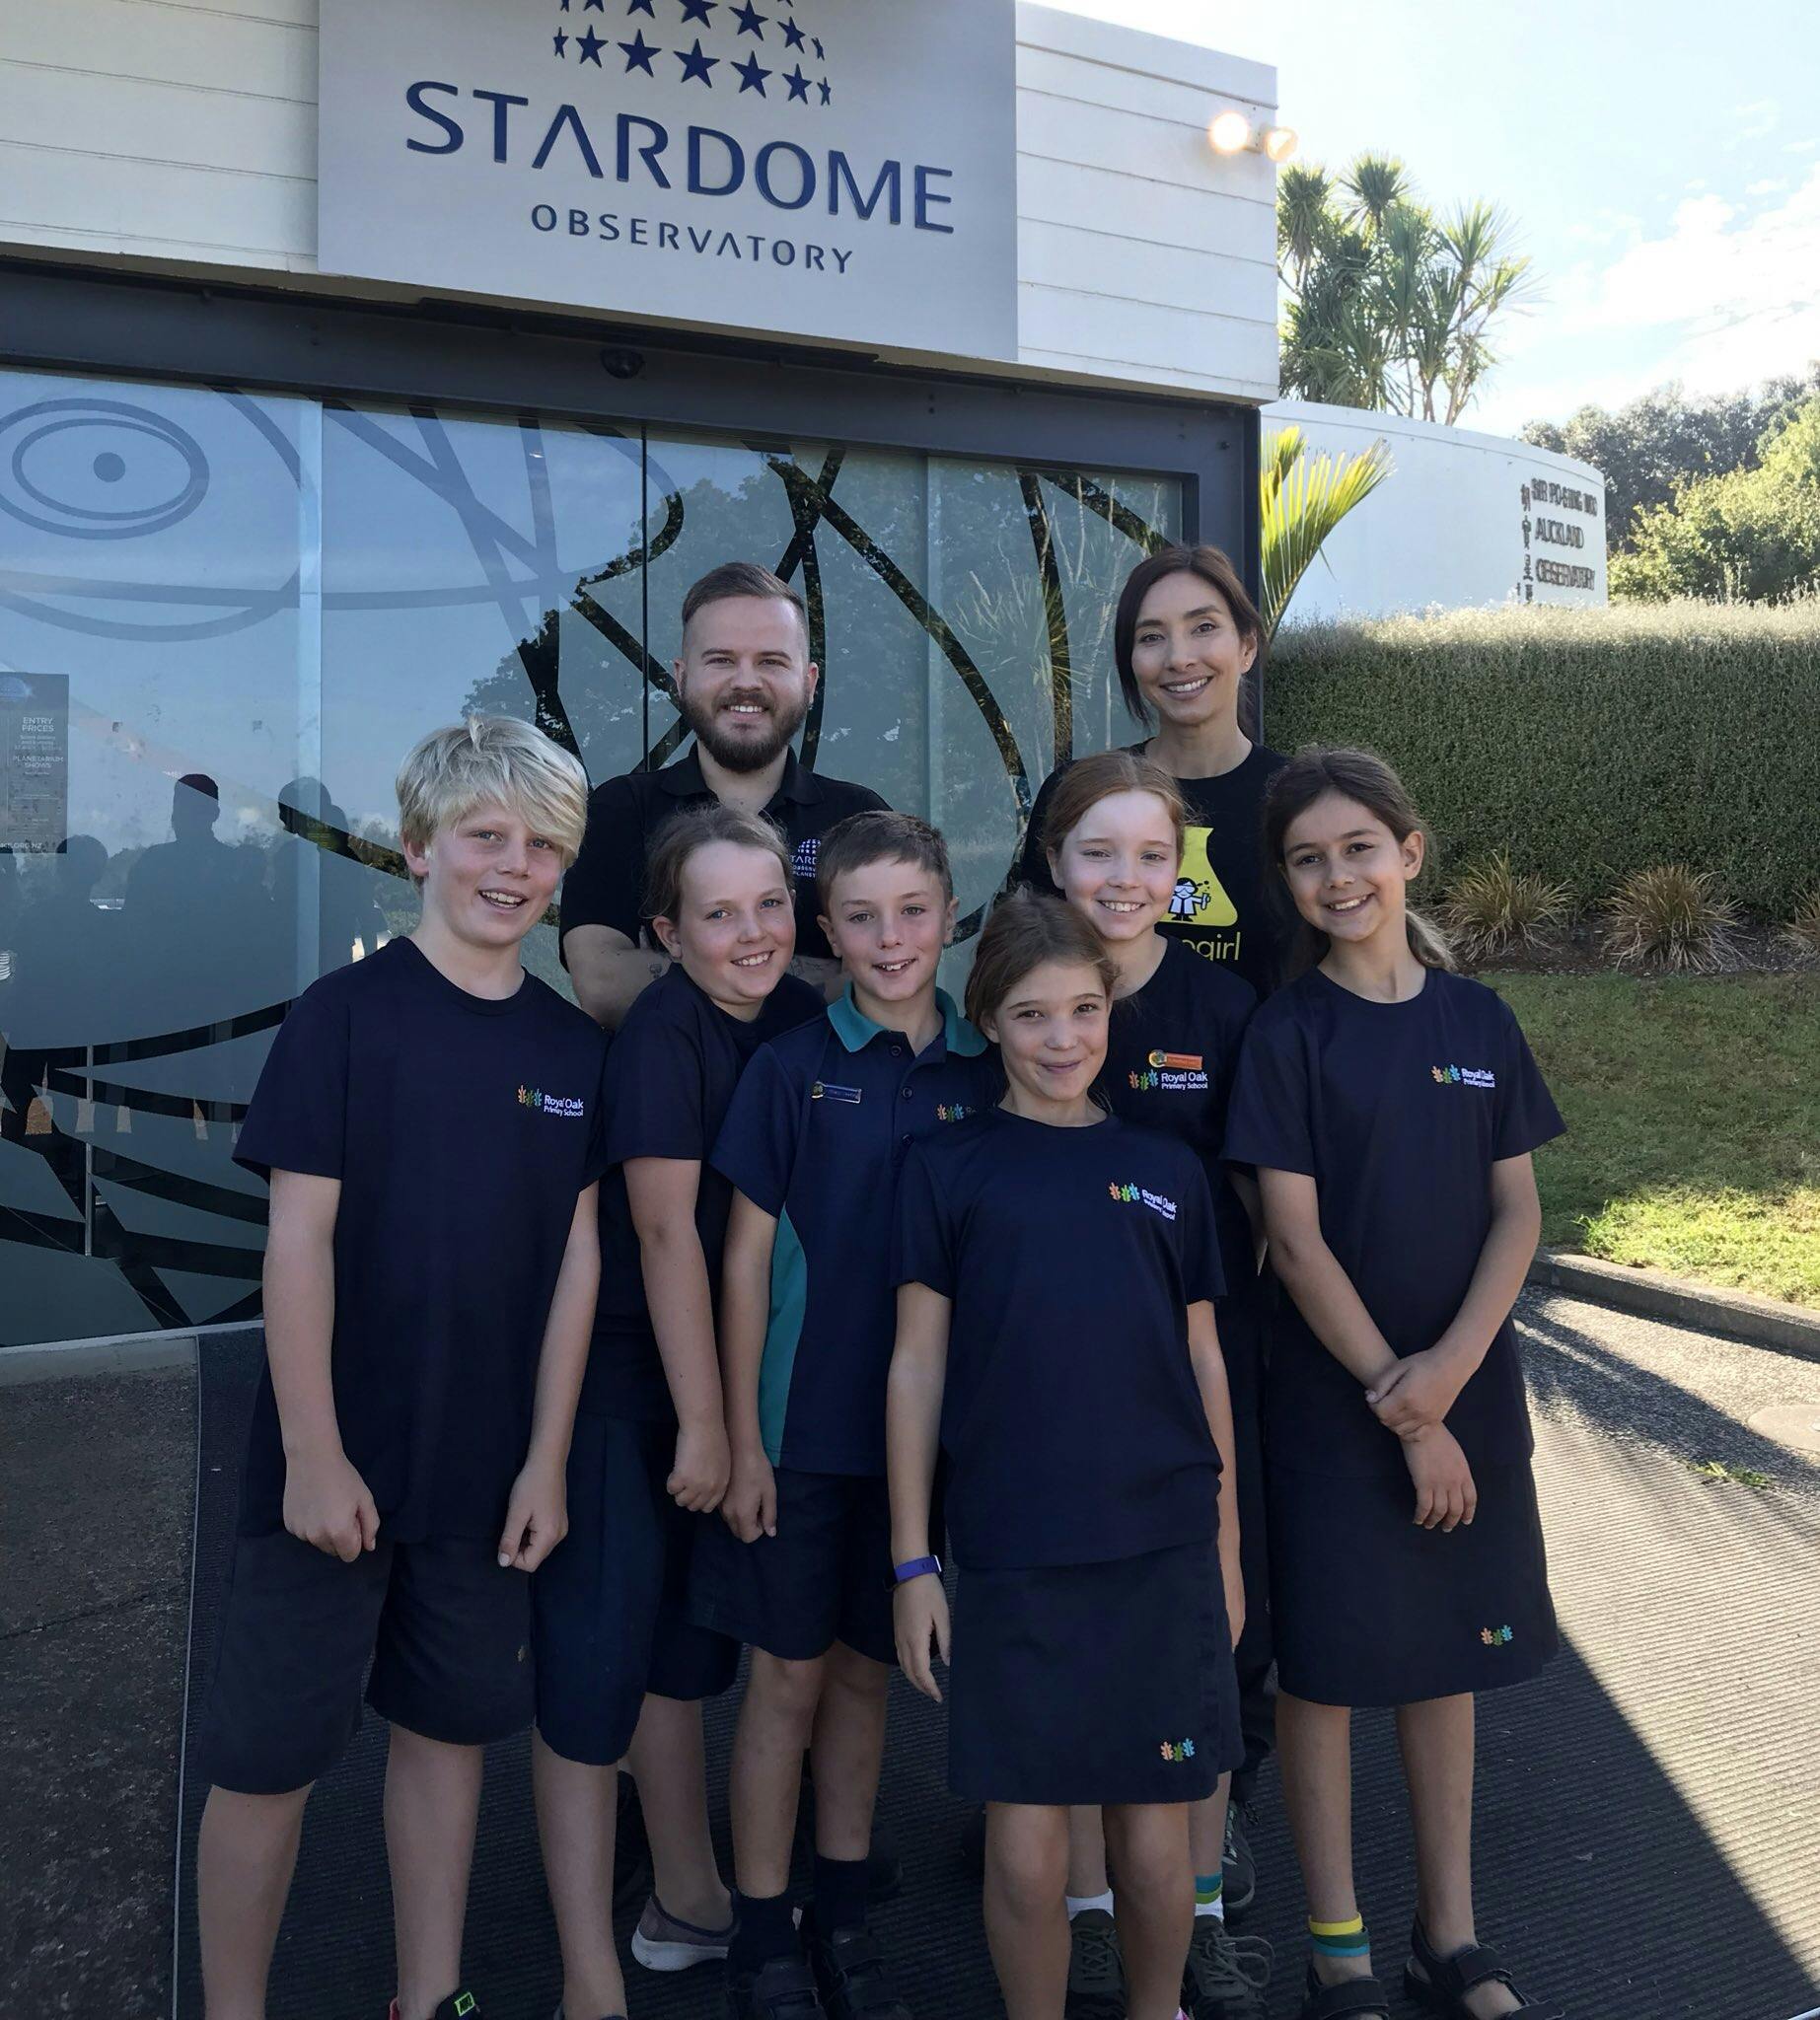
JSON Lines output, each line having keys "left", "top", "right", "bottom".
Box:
{"left": 948, "top": 1537, "right": 1242, "bottom": 1807}
{"left": 1269, "top": 1456, "right": 1558, "bottom": 1708}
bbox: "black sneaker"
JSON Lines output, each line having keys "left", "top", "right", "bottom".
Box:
{"left": 726, "top": 1952, "right": 827, "bottom": 2020}
{"left": 390, "top": 1997, "right": 481, "bottom": 2020}
{"left": 1182, "top": 1914, "right": 1273, "bottom": 2018}
{"left": 804, "top": 1911, "right": 912, "bottom": 2019}
{"left": 1063, "top": 1908, "right": 1126, "bottom": 2020}
{"left": 1221, "top": 1799, "right": 1258, "bottom": 1920}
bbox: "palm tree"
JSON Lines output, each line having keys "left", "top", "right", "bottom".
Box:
{"left": 1260, "top": 425, "right": 1393, "bottom": 635}
{"left": 1277, "top": 156, "right": 1533, "bottom": 423}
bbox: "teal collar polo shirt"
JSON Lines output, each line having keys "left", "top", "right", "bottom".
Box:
{"left": 710, "top": 984, "right": 1001, "bottom": 1476}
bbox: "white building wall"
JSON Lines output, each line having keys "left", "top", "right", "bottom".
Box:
{"left": 0, "top": 0, "right": 1280, "bottom": 403}
{"left": 1264, "top": 401, "right": 1608, "bottom": 620}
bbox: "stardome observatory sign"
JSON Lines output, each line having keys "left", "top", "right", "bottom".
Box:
{"left": 318, "top": 0, "right": 1019, "bottom": 361}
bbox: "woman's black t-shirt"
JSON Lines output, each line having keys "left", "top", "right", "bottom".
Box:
{"left": 1016, "top": 742, "right": 1289, "bottom": 998}
{"left": 1223, "top": 968, "right": 1565, "bottom": 1480}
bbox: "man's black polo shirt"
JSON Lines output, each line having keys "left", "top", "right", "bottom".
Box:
{"left": 560, "top": 747, "right": 889, "bottom": 966}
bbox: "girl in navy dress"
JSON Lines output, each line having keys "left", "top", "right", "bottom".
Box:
{"left": 1223, "top": 750, "right": 1565, "bottom": 2020}
{"left": 889, "top": 892, "right": 1244, "bottom": 2020}
{"left": 1046, "top": 750, "right": 1273, "bottom": 2016}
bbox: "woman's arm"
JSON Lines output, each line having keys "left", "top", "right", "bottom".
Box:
{"left": 1187, "top": 1298, "right": 1244, "bottom": 1649}
{"left": 624, "top": 1154, "right": 729, "bottom": 1512}
{"left": 499, "top": 1183, "right": 601, "bottom": 1570}
{"left": 719, "top": 1190, "right": 780, "bottom": 1542}
{"left": 887, "top": 1280, "right": 953, "bottom": 1702}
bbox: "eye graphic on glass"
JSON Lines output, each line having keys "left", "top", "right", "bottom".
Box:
{"left": 0, "top": 397, "right": 210, "bottom": 540}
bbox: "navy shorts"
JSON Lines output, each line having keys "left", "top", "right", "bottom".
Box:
{"left": 689, "top": 1469, "right": 897, "bottom": 1667}
{"left": 534, "top": 1413, "right": 741, "bottom": 1767}
{"left": 949, "top": 1538, "right": 1241, "bottom": 1808}
{"left": 197, "top": 1529, "right": 534, "bottom": 1795}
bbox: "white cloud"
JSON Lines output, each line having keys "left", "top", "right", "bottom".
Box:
{"left": 1787, "top": 137, "right": 1819, "bottom": 153}
{"left": 1542, "top": 165, "right": 1820, "bottom": 393}
{"left": 1729, "top": 98, "right": 1780, "bottom": 144}
{"left": 1747, "top": 179, "right": 1789, "bottom": 196}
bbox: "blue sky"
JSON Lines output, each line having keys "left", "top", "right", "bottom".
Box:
{"left": 1055, "top": 0, "right": 1820, "bottom": 431}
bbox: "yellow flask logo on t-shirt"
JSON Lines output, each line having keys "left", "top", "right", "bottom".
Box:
{"left": 1166, "top": 826, "right": 1238, "bottom": 927}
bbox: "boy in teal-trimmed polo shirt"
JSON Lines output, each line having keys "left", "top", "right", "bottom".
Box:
{"left": 691, "top": 812, "right": 998, "bottom": 2020}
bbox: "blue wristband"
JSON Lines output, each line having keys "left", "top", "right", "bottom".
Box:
{"left": 892, "top": 1554, "right": 942, "bottom": 1587}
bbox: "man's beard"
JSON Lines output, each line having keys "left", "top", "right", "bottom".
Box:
{"left": 686, "top": 688, "right": 810, "bottom": 774}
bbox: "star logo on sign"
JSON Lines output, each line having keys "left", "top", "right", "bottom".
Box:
{"left": 626, "top": 0, "right": 657, "bottom": 14}
{"left": 581, "top": 0, "right": 606, "bottom": 10}
{"left": 619, "top": 29, "right": 658, "bottom": 71}
{"left": 779, "top": 17, "right": 806, "bottom": 50}
{"left": 576, "top": 26, "right": 606, "bottom": 61}
{"left": 675, "top": 36, "right": 719, "bottom": 83}
{"left": 818, "top": 76, "right": 831, "bottom": 104}
{"left": 552, "top": 28, "right": 568, "bottom": 52}
{"left": 732, "top": 0, "right": 766, "bottom": 35}
{"left": 677, "top": 0, "right": 717, "bottom": 22}
{"left": 783, "top": 61, "right": 810, "bottom": 100}
{"left": 812, "top": 36, "right": 825, "bottom": 58}
{"left": 733, "top": 51, "right": 770, "bottom": 93}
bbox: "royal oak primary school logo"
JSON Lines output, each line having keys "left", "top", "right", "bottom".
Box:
{"left": 400, "top": 1, "right": 962, "bottom": 279}
{"left": 519, "top": 1083, "right": 587, "bottom": 1118}
{"left": 1431, "top": 1063, "right": 1496, "bottom": 1089}
{"left": 1108, "top": 1182, "right": 1179, "bottom": 1222}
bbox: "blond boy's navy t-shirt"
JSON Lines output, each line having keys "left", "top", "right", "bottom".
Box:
{"left": 232, "top": 938, "right": 610, "bottom": 1542}
{"left": 584, "top": 962, "right": 824, "bottom": 1424}
{"left": 894, "top": 1109, "right": 1224, "bottom": 1571}
{"left": 1223, "top": 967, "right": 1565, "bottom": 1480}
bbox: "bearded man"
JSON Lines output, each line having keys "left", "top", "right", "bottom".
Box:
{"left": 560, "top": 560, "right": 889, "bottom": 1028}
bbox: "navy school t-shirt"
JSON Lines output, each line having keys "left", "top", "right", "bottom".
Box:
{"left": 1222, "top": 967, "right": 1565, "bottom": 1480}
{"left": 1099, "top": 936, "right": 1257, "bottom": 1291}
{"left": 711, "top": 987, "right": 1002, "bottom": 1478}
{"left": 559, "top": 747, "right": 889, "bottom": 968}
{"left": 893, "top": 1109, "right": 1224, "bottom": 1571}
{"left": 585, "top": 962, "right": 824, "bottom": 1422}
{"left": 232, "top": 938, "right": 611, "bottom": 1541}
{"left": 1017, "top": 743, "right": 1289, "bottom": 998}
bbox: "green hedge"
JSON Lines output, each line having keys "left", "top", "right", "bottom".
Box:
{"left": 1264, "top": 602, "right": 1820, "bottom": 921}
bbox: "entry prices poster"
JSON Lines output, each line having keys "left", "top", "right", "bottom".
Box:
{"left": 318, "top": 0, "right": 1018, "bottom": 362}
{"left": 0, "top": 673, "right": 69, "bottom": 852}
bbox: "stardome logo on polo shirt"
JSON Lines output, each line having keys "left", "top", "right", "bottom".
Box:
{"left": 518, "top": 1083, "right": 587, "bottom": 1118}
{"left": 1431, "top": 1063, "right": 1496, "bottom": 1089}
{"left": 793, "top": 835, "right": 822, "bottom": 880}
{"left": 1128, "top": 1048, "right": 1209, "bottom": 1094}
{"left": 1109, "top": 1181, "right": 1178, "bottom": 1221}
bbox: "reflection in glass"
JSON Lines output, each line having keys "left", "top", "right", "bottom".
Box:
{"left": 0, "top": 363, "right": 1181, "bottom": 1348}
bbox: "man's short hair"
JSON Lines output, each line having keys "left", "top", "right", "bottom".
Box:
{"left": 395, "top": 716, "right": 590, "bottom": 876}
{"left": 816, "top": 809, "right": 954, "bottom": 912}
{"left": 680, "top": 561, "right": 808, "bottom": 642}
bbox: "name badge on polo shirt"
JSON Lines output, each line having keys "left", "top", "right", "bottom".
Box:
{"left": 812, "top": 1081, "right": 863, "bottom": 1104}
{"left": 1128, "top": 1049, "right": 1209, "bottom": 1095}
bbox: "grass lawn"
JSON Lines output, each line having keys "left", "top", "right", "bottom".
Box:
{"left": 1489, "top": 972, "right": 1820, "bottom": 1307}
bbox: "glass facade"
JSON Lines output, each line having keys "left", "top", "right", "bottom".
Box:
{"left": 0, "top": 365, "right": 1182, "bottom": 1347}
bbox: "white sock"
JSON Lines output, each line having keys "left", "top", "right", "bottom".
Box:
{"left": 1194, "top": 1895, "right": 1226, "bottom": 1920}
{"left": 1066, "top": 1890, "right": 1115, "bottom": 1920}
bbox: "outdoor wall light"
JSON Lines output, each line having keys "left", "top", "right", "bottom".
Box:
{"left": 1206, "top": 110, "right": 1300, "bottom": 164}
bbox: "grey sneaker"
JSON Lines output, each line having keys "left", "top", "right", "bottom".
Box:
{"left": 1063, "top": 1908, "right": 1126, "bottom": 2020}
{"left": 1221, "top": 1801, "right": 1257, "bottom": 1920}
{"left": 1182, "top": 1915, "right": 1273, "bottom": 2019}
{"left": 628, "top": 1892, "right": 735, "bottom": 1972}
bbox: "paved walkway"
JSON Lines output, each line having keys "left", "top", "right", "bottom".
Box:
{"left": 5, "top": 1290, "right": 1819, "bottom": 2017}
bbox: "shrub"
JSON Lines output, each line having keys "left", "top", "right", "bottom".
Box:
{"left": 1783, "top": 890, "right": 1820, "bottom": 961}
{"left": 1267, "top": 601, "right": 1820, "bottom": 921}
{"left": 1440, "top": 853, "right": 1571, "bottom": 962}
{"left": 1603, "top": 865, "right": 1742, "bottom": 973}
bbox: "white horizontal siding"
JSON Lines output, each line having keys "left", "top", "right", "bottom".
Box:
{"left": 0, "top": 0, "right": 1282, "bottom": 403}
